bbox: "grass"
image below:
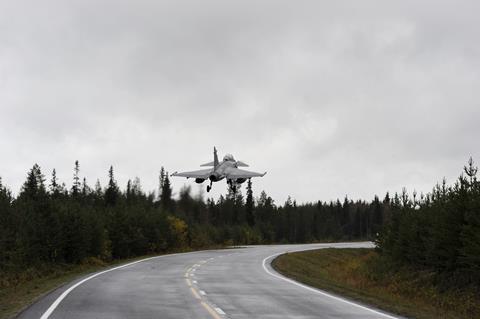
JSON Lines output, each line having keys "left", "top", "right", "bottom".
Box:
{"left": 272, "top": 248, "right": 480, "bottom": 319}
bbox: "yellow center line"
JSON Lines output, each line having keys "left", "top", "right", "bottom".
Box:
{"left": 190, "top": 287, "right": 201, "bottom": 300}
{"left": 186, "top": 262, "right": 223, "bottom": 318}
{"left": 201, "top": 301, "right": 222, "bottom": 319}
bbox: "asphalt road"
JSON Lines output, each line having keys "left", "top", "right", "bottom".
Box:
{"left": 18, "top": 242, "right": 402, "bottom": 319}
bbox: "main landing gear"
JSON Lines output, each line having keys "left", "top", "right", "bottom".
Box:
{"left": 206, "top": 180, "right": 213, "bottom": 192}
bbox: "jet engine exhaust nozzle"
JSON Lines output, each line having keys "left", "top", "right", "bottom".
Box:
{"left": 209, "top": 174, "right": 220, "bottom": 182}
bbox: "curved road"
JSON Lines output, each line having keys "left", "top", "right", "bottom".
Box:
{"left": 18, "top": 242, "right": 401, "bottom": 319}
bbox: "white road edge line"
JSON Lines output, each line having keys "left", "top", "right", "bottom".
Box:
{"left": 214, "top": 307, "right": 226, "bottom": 315}
{"left": 262, "top": 253, "right": 399, "bottom": 319}
{"left": 40, "top": 251, "right": 201, "bottom": 319}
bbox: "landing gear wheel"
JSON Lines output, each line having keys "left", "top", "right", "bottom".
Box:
{"left": 207, "top": 185, "right": 211, "bottom": 192}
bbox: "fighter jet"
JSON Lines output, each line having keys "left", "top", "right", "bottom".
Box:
{"left": 171, "top": 147, "right": 266, "bottom": 192}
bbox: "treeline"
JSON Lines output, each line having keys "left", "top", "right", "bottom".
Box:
{"left": 0, "top": 161, "right": 389, "bottom": 272}
{"left": 2, "top": 159, "right": 478, "bottom": 288}
{"left": 377, "top": 158, "right": 480, "bottom": 288}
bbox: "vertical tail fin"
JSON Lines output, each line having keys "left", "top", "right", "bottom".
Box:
{"left": 214, "top": 146, "right": 219, "bottom": 168}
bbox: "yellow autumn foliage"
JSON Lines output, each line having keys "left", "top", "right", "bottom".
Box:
{"left": 166, "top": 216, "right": 188, "bottom": 248}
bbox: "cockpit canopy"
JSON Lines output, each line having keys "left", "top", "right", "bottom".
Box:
{"left": 223, "top": 154, "right": 235, "bottom": 162}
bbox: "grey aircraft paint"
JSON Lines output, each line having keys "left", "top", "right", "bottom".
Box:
{"left": 171, "top": 147, "right": 266, "bottom": 193}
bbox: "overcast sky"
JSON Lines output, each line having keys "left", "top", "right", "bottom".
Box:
{"left": 1, "top": 1, "right": 479, "bottom": 204}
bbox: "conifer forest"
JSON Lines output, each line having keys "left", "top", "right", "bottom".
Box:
{"left": 1, "top": 159, "right": 479, "bottom": 290}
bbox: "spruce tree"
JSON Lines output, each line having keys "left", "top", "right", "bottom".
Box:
{"left": 71, "top": 160, "right": 81, "bottom": 196}
{"left": 105, "top": 166, "right": 119, "bottom": 206}
{"left": 93, "top": 179, "right": 103, "bottom": 205}
{"left": 94, "top": 179, "right": 102, "bottom": 195}
{"left": 464, "top": 157, "right": 478, "bottom": 186}
{"left": 82, "top": 177, "right": 90, "bottom": 197}
{"left": 159, "top": 167, "right": 165, "bottom": 200}
{"left": 132, "top": 177, "right": 142, "bottom": 196}
{"left": 245, "top": 179, "right": 255, "bottom": 226}
{"left": 49, "top": 169, "right": 59, "bottom": 195}
{"left": 126, "top": 179, "right": 132, "bottom": 201}
{"left": 160, "top": 173, "right": 172, "bottom": 210}
{"left": 460, "top": 157, "right": 480, "bottom": 282}
{"left": 20, "top": 164, "right": 46, "bottom": 199}
{"left": 0, "top": 178, "right": 14, "bottom": 270}
{"left": 372, "top": 195, "right": 383, "bottom": 235}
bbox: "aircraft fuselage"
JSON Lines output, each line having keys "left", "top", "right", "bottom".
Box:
{"left": 209, "top": 160, "right": 237, "bottom": 182}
